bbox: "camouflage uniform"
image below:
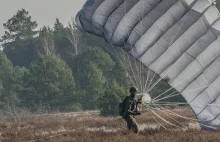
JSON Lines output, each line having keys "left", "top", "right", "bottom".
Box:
{"left": 123, "top": 96, "right": 139, "bottom": 133}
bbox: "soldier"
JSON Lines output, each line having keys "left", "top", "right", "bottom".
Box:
{"left": 123, "top": 87, "right": 141, "bottom": 133}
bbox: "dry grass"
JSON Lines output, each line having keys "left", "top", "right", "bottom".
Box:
{"left": 0, "top": 109, "right": 220, "bottom": 142}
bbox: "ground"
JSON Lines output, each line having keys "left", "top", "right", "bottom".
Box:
{"left": 0, "top": 109, "right": 220, "bottom": 142}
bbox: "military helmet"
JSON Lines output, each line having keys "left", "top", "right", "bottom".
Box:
{"left": 130, "top": 87, "right": 138, "bottom": 93}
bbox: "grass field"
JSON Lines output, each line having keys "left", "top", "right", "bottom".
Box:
{"left": 0, "top": 109, "right": 220, "bottom": 142}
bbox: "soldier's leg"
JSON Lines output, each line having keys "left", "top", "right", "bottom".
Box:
{"left": 126, "top": 116, "right": 136, "bottom": 131}
{"left": 130, "top": 116, "right": 140, "bottom": 133}
{"left": 124, "top": 116, "right": 132, "bottom": 130}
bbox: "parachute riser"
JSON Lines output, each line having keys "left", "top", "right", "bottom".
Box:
{"left": 135, "top": 93, "right": 152, "bottom": 111}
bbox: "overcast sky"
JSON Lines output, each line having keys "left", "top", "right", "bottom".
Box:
{"left": 0, "top": 0, "right": 86, "bottom": 37}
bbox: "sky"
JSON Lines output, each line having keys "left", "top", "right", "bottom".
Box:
{"left": 0, "top": 0, "right": 86, "bottom": 37}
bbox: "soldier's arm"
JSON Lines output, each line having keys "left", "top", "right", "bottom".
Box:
{"left": 127, "top": 100, "right": 137, "bottom": 115}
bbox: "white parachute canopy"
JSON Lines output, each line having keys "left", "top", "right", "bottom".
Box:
{"left": 76, "top": 0, "right": 220, "bottom": 130}
{"left": 141, "top": 93, "right": 152, "bottom": 104}
{"left": 137, "top": 93, "right": 152, "bottom": 104}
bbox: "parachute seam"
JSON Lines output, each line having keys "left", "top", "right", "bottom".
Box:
{"left": 79, "top": 0, "right": 104, "bottom": 33}
{"left": 146, "top": 5, "right": 212, "bottom": 70}
{"left": 196, "top": 94, "right": 219, "bottom": 120}
{"left": 139, "top": 10, "right": 203, "bottom": 69}
{"left": 135, "top": 0, "right": 192, "bottom": 59}
{"left": 205, "top": 97, "right": 220, "bottom": 123}
{"left": 92, "top": 0, "right": 126, "bottom": 39}
{"left": 162, "top": 50, "right": 203, "bottom": 85}
{"left": 157, "top": 15, "right": 210, "bottom": 84}
{"left": 196, "top": 94, "right": 220, "bottom": 123}
{"left": 190, "top": 43, "right": 220, "bottom": 118}
{"left": 126, "top": 0, "right": 178, "bottom": 51}
{"left": 137, "top": 1, "right": 195, "bottom": 60}
{"left": 188, "top": 9, "right": 202, "bottom": 21}
{"left": 189, "top": 37, "right": 220, "bottom": 105}
{"left": 145, "top": 10, "right": 201, "bottom": 57}
{"left": 184, "top": 53, "right": 218, "bottom": 100}
{"left": 91, "top": 0, "right": 124, "bottom": 36}
{"left": 185, "top": 52, "right": 205, "bottom": 70}
{"left": 167, "top": 24, "right": 219, "bottom": 84}
{"left": 191, "top": 78, "right": 220, "bottom": 118}
{"left": 111, "top": 0, "right": 161, "bottom": 45}
{"left": 106, "top": 0, "right": 140, "bottom": 43}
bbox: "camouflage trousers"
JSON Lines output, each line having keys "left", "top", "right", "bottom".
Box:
{"left": 124, "top": 115, "right": 139, "bottom": 133}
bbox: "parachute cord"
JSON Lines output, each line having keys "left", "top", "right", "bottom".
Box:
{"left": 72, "top": 34, "right": 140, "bottom": 90}
{"left": 125, "top": 51, "right": 140, "bottom": 90}
{"left": 92, "top": 12, "right": 140, "bottom": 89}
{"left": 144, "top": 0, "right": 170, "bottom": 93}
{"left": 146, "top": 3, "right": 213, "bottom": 94}
{"left": 151, "top": 66, "right": 205, "bottom": 101}
{"left": 140, "top": 8, "right": 144, "bottom": 92}
{"left": 151, "top": 105, "right": 198, "bottom": 129}
{"left": 150, "top": 30, "right": 220, "bottom": 101}
{"left": 146, "top": 21, "right": 186, "bottom": 94}
{"left": 151, "top": 111, "right": 171, "bottom": 131}
{"left": 97, "top": 36, "right": 119, "bottom": 59}
{"left": 100, "top": 38, "right": 138, "bottom": 88}
{"left": 154, "top": 80, "right": 220, "bottom": 104}
{"left": 154, "top": 104, "right": 217, "bottom": 130}
{"left": 114, "top": 3, "right": 144, "bottom": 90}
{"left": 154, "top": 102, "right": 189, "bottom": 106}
{"left": 123, "top": 14, "right": 145, "bottom": 91}
{"left": 143, "top": 69, "right": 151, "bottom": 93}
{"left": 97, "top": 37, "right": 139, "bottom": 88}
{"left": 140, "top": 61, "right": 144, "bottom": 92}
{"left": 145, "top": 70, "right": 156, "bottom": 93}
{"left": 120, "top": 1, "right": 154, "bottom": 92}
{"left": 121, "top": 49, "right": 139, "bottom": 87}
{"left": 143, "top": 0, "right": 171, "bottom": 94}
{"left": 121, "top": 1, "right": 141, "bottom": 90}
{"left": 150, "top": 104, "right": 188, "bottom": 129}
{"left": 140, "top": 0, "right": 153, "bottom": 93}
{"left": 153, "top": 91, "right": 178, "bottom": 103}
{"left": 154, "top": 103, "right": 217, "bottom": 129}
{"left": 149, "top": 106, "right": 183, "bottom": 129}
{"left": 148, "top": 107, "right": 182, "bottom": 129}
{"left": 148, "top": 106, "right": 172, "bottom": 131}
{"left": 152, "top": 49, "right": 220, "bottom": 101}
{"left": 153, "top": 104, "right": 196, "bottom": 121}
{"left": 151, "top": 69, "right": 208, "bottom": 102}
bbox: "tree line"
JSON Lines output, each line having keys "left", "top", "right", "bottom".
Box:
{"left": 0, "top": 9, "right": 131, "bottom": 116}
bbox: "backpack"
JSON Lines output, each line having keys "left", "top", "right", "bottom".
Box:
{"left": 118, "top": 96, "right": 129, "bottom": 116}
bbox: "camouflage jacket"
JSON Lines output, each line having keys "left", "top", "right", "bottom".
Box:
{"left": 124, "top": 95, "right": 136, "bottom": 116}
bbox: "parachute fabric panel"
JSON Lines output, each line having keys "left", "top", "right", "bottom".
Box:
{"left": 76, "top": 0, "right": 220, "bottom": 129}
{"left": 124, "top": 0, "right": 178, "bottom": 51}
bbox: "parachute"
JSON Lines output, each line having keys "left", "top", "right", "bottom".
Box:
{"left": 76, "top": 0, "right": 220, "bottom": 130}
